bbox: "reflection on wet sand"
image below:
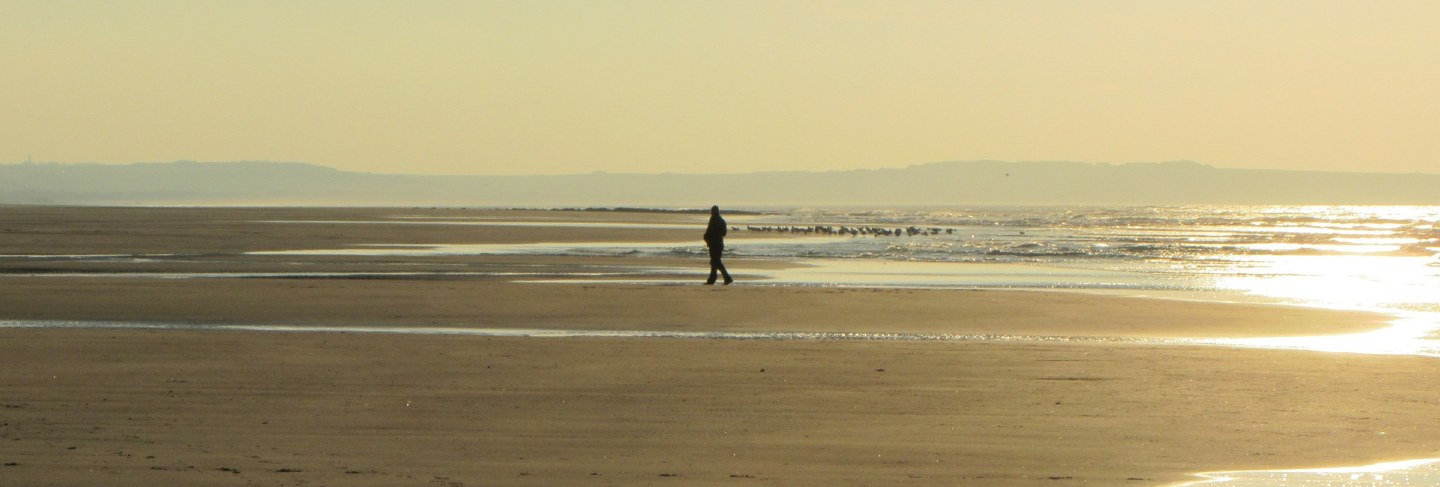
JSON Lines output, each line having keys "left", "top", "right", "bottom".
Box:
{"left": 1199, "top": 313, "right": 1440, "bottom": 358}
{"left": 1176, "top": 458, "right": 1440, "bottom": 486}
{"left": 255, "top": 219, "right": 707, "bottom": 229}
{"left": 243, "top": 236, "right": 850, "bottom": 257}
{"left": 1, "top": 270, "right": 687, "bottom": 280}
{"left": 0, "top": 319, "right": 1159, "bottom": 343}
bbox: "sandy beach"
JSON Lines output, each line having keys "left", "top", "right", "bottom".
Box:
{"left": 2, "top": 206, "right": 1437, "bottom": 486}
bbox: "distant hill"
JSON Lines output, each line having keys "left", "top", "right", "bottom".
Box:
{"left": 3, "top": 160, "right": 1438, "bottom": 206}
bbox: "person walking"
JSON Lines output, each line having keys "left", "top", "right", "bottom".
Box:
{"left": 704, "top": 205, "right": 733, "bottom": 285}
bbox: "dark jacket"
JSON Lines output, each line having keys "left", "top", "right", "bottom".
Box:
{"left": 704, "top": 214, "right": 727, "bottom": 247}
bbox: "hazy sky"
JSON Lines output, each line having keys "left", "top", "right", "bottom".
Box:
{"left": 5, "top": 1, "right": 1438, "bottom": 175}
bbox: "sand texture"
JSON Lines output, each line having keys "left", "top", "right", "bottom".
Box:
{"left": 1, "top": 206, "right": 1436, "bottom": 486}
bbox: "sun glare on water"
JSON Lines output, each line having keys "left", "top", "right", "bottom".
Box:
{"left": 1193, "top": 206, "right": 1440, "bottom": 357}
{"left": 1212, "top": 254, "right": 1439, "bottom": 312}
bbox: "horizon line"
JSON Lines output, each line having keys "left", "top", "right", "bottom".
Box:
{"left": 6, "top": 159, "right": 1440, "bottom": 178}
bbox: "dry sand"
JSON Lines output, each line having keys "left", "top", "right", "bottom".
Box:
{"left": 3, "top": 331, "right": 1438, "bottom": 486}
{"left": 1, "top": 206, "right": 1437, "bottom": 486}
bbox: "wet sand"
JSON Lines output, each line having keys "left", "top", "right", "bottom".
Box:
{"left": 0, "top": 278, "right": 1385, "bottom": 338}
{"left": 1, "top": 205, "right": 1437, "bottom": 485}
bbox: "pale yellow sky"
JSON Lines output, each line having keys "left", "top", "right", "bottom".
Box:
{"left": 4, "top": 1, "right": 1438, "bottom": 175}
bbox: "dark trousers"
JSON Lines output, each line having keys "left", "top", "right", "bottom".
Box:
{"left": 707, "top": 243, "right": 732, "bottom": 284}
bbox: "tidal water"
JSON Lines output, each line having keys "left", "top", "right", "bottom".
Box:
{"left": 732, "top": 205, "right": 1440, "bottom": 313}
{"left": 245, "top": 205, "right": 1440, "bottom": 357}
{"left": 250, "top": 206, "right": 1440, "bottom": 306}
{"left": 270, "top": 205, "right": 1440, "bottom": 312}
{"left": 729, "top": 206, "right": 1440, "bottom": 358}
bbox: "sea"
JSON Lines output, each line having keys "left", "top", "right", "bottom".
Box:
{"left": 718, "top": 205, "right": 1440, "bottom": 358}
{"left": 722, "top": 205, "right": 1440, "bottom": 312}
{"left": 249, "top": 204, "right": 1440, "bottom": 356}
